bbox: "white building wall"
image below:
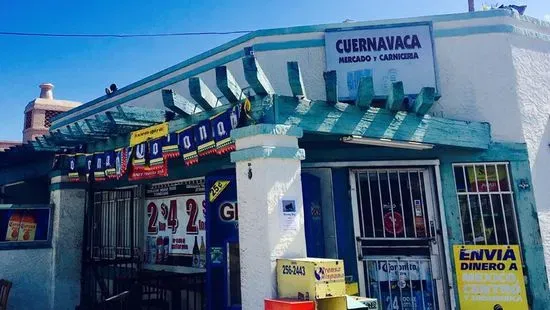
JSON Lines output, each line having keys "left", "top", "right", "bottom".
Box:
{"left": 511, "top": 35, "right": 550, "bottom": 283}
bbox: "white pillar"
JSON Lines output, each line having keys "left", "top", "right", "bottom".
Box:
{"left": 49, "top": 177, "right": 86, "bottom": 310}
{"left": 230, "top": 124, "right": 307, "bottom": 310}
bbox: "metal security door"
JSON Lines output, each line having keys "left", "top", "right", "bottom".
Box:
{"left": 350, "top": 168, "right": 448, "bottom": 310}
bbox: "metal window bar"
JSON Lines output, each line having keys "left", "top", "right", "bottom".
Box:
{"left": 452, "top": 163, "right": 518, "bottom": 246}
{"left": 356, "top": 169, "right": 431, "bottom": 241}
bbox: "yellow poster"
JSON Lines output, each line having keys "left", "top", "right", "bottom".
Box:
{"left": 454, "top": 245, "right": 528, "bottom": 310}
{"left": 129, "top": 122, "right": 169, "bottom": 146}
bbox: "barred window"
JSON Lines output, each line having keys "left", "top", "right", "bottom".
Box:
{"left": 24, "top": 111, "right": 32, "bottom": 129}
{"left": 453, "top": 163, "right": 519, "bottom": 245}
{"left": 44, "top": 110, "right": 62, "bottom": 128}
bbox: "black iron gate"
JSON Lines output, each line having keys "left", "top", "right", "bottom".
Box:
{"left": 80, "top": 187, "right": 143, "bottom": 309}
{"left": 80, "top": 186, "right": 206, "bottom": 310}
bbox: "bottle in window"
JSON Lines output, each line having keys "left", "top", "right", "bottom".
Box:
{"left": 156, "top": 236, "right": 163, "bottom": 264}
{"left": 199, "top": 236, "right": 206, "bottom": 268}
{"left": 192, "top": 236, "right": 200, "bottom": 268}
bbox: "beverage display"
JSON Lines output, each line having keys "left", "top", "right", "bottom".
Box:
{"left": 156, "top": 236, "right": 163, "bottom": 264}
{"left": 199, "top": 236, "right": 206, "bottom": 268}
{"left": 192, "top": 236, "right": 200, "bottom": 268}
{"left": 163, "top": 236, "right": 170, "bottom": 263}
{"left": 18, "top": 214, "right": 36, "bottom": 241}
{"left": 5, "top": 213, "right": 22, "bottom": 241}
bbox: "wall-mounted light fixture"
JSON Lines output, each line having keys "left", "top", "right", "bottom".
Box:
{"left": 341, "top": 135, "right": 434, "bottom": 150}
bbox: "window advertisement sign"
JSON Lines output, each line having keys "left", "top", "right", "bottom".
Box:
{"left": 0, "top": 207, "right": 51, "bottom": 243}
{"left": 144, "top": 178, "right": 206, "bottom": 268}
{"left": 324, "top": 24, "right": 436, "bottom": 101}
{"left": 365, "top": 258, "right": 436, "bottom": 310}
{"left": 453, "top": 245, "right": 528, "bottom": 310}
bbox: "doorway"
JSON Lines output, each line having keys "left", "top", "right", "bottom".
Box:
{"left": 350, "top": 167, "right": 449, "bottom": 310}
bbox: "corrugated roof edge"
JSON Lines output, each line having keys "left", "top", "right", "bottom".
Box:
{"left": 51, "top": 9, "right": 515, "bottom": 126}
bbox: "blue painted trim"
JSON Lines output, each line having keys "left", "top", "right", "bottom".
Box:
{"left": 49, "top": 182, "right": 88, "bottom": 191}
{"left": 230, "top": 146, "right": 305, "bottom": 162}
{"left": 435, "top": 24, "right": 514, "bottom": 37}
{"left": 50, "top": 10, "right": 514, "bottom": 129}
{"left": 231, "top": 124, "right": 303, "bottom": 139}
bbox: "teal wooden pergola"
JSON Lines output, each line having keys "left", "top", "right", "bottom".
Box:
{"left": 1, "top": 53, "right": 490, "bottom": 162}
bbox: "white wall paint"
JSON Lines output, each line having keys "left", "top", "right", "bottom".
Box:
{"left": 0, "top": 249, "right": 54, "bottom": 310}
{"left": 233, "top": 132, "right": 307, "bottom": 309}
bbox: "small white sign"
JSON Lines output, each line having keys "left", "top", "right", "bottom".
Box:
{"left": 324, "top": 24, "right": 436, "bottom": 100}
{"left": 280, "top": 199, "right": 299, "bottom": 233}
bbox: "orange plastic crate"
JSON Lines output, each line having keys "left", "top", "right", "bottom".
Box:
{"left": 265, "top": 299, "right": 315, "bottom": 310}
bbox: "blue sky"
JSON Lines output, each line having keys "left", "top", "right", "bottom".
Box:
{"left": 0, "top": 0, "right": 548, "bottom": 141}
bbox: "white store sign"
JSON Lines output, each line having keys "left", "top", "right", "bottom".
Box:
{"left": 324, "top": 23, "right": 437, "bottom": 101}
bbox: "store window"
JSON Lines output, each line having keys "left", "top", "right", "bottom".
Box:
{"left": 0, "top": 204, "right": 54, "bottom": 249}
{"left": 453, "top": 163, "right": 519, "bottom": 245}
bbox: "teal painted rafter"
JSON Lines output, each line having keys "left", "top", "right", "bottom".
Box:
{"left": 355, "top": 76, "right": 374, "bottom": 109}
{"left": 189, "top": 77, "right": 219, "bottom": 110}
{"left": 116, "top": 105, "right": 167, "bottom": 123}
{"left": 274, "top": 95, "right": 490, "bottom": 149}
{"left": 162, "top": 89, "right": 199, "bottom": 117}
{"left": 287, "top": 61, "right": 306, "bottom": 99}
{"left": 216, "top": 66, "right": 245, "bottom": 104}
{"left": 412, "top": 87, "right": 436, "bottom": 115}
{"left": 105, "top": 111, "right": 156, "bottom": 129}
{"left": 242, "top": 55, "right": 274, "bottom": 96}
{"left": 323, "top": 71, "right": 338, "bottom": 104}
{"left": 386, "top": 81, "right": 405, "bottom": 111}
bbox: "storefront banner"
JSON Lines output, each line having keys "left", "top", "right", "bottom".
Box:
{"left": 85, "top": 154, "right": 93, "bottom": 179}
{"left": 67, "top": 155, "right": 79, "bottom": 182}
{"left": 115, "top": 147, "right": 130, "bottom": 179}
{"left": 211, "top": 107, "right": 236, "bottom": 155}
{"left": 148, "top": 138, "right": 164, "bottom": 167}
{"left": 93, "top": 152, "right": 106, "bottom": 181}
{"left": 162, "top": 132, "right": 180, "bottom": 160}
{"left": 129, "top": 122, "right": 169, "bottom": 146}
{"left": 194, "top": 119, "right": 216, "bottom": 157}
{"left": 144, "top": 194, "right": 206, "bottom": 265}
{"left": 324, "top": 24, "right": 436, "bottom": 101}
{"left": 104, "top": 150, "right": 116, "bottom": 179}
{"left": 178, "top": 126, "right": 199, "bottom": 166}
{"left": 454, "top": 245, "right": 528, "bottom": 310}
{"left": 129, "top": 142, "right": 168, "bottom": 181}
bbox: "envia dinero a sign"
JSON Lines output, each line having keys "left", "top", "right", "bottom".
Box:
{"left": 324, "top": 23, "right": 436, "bottom": 100}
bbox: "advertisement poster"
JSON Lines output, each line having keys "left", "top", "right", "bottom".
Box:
{"left": 324, "top": 24, "right": 436, "bottom": 100}
{"left": 366, "top": 259, "right": 435, "bottom": 310}
{"left": 145, "top": 179, "right": 206, "bottom": 268}
{"left": 454, "top": 245, "right": 528, "bottom": 310}
{"left": 0, "top": 208, "right": 51, "bottom": 243}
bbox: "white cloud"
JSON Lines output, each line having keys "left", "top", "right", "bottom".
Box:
{"left": 544, "top": 14, "right": 550, "bottom": 22}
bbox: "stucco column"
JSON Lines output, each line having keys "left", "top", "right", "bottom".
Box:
{"left": 49, "top": 175, "right": 87, "bottom": 310}
{"left": 230, "top": 124, "right": 307, "bottom": 309}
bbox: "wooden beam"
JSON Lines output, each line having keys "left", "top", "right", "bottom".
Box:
{"left": 412, "top": 87, "right": 436, "bottom": 115}
{"left": 386, "top": 81, "right": 405, "bottom": 111}
{"left": 355, "top": 76, "right": 374, "bottom": 109}
{"left": 216, "top": 66, "right": 244, "bottom": 104}
{"left": 274, "top": 95, "right": 491, "bottom": 149}
{"left": 287, "top": 61, "right": 306, "bottom": 99}
{"left": 323, "top": 71, "right": 338, "bottom": 104}
{"left": 84, "top": 119, "right": 112, "bottom": 135}
{"left": 189, "top": 77, "right": 219, "bottom": 110}
{"left": 116, "top": 105, "right": 167, "bottom": 123}
{"left": 105, "top": 111, "right": 156, "bottom": 128}
{"left": 242, "top": 55, "right": 274, "bottom": 96}
{"left": 162, "top": 89, "right": 198, "bottom": 117}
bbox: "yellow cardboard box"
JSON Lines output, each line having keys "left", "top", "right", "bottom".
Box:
{"left": 276, "top": 258, "right": 346, "bottom": 300}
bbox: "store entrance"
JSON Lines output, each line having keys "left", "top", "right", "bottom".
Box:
{"left": 350, "top": 168, "right": 449, "bottom": 310}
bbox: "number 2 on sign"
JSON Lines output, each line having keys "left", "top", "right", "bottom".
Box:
{"left": 186, "top": 199, "right": 198, "bottom": 234}
{"left": 147, "top": 202, "right": 158, "bottom": 234}
{"left": 167, "top": 200, "right": 179, "bottom": 234}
